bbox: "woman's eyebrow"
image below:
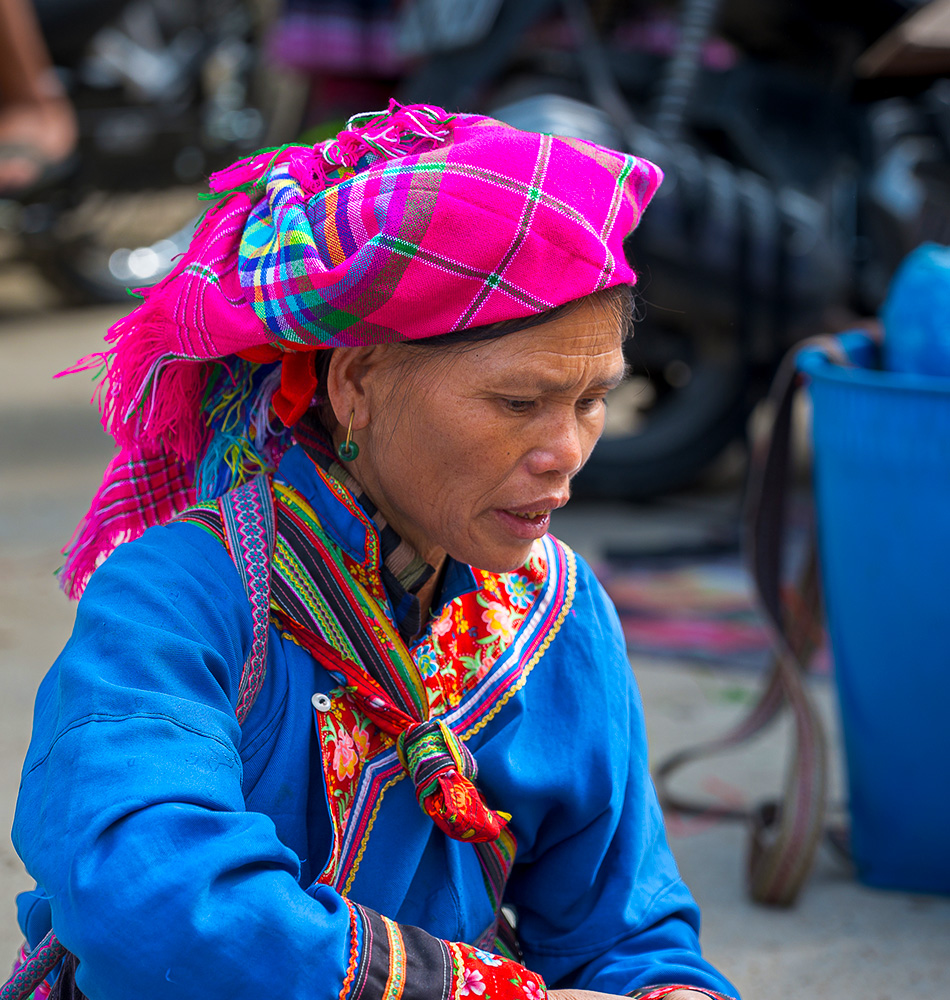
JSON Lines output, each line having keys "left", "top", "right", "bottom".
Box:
{"left": 496, "top": 363, "right": 629, "bottom": 394}
{"left": 486, "top": 366, "right": 627, "bottom": 395}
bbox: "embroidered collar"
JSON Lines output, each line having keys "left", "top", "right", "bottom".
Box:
{"left": 277, "top": 439, "right": 476, "bottom": 642}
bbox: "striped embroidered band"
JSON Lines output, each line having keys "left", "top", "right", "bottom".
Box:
{"left": 344, "top": 901, "right": 547, "bottom": 1000}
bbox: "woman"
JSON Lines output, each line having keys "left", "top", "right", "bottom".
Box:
{"left": 8, "top": 103, "right": 739, "bottom": 1000}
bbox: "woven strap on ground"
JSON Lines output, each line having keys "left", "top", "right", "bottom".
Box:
{"left": 653, "top": 335, "right": 858, "bottom": 906}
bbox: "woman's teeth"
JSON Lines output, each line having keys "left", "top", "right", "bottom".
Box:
{"left": 511, "top": 510, "right": 546, "bottom": 519}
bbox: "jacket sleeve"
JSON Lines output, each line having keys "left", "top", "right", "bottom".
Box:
{"left": 11, "top": 525, "right": 539, "bottom": 1000}
{"left": 500, "top": 554, "right": 739, "bottom": 1000}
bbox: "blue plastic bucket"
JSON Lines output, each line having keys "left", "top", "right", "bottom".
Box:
{"left": 798, "top": 332, "right": 950, "bottom": 894}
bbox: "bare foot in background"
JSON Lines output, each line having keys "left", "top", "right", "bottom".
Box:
{"left": 0, "top": 0, "right": 78, "bottom": 194}
{"left": 0, "top": 93, "right": 77, "bottom": 193}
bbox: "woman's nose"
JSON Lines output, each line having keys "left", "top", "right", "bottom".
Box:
{"left": 525, "top": 411, "right": 585, "bottom": 478}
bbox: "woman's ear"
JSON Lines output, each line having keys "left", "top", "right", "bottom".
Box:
{"left": 325, "top": 344, "right": 393, "bottom": 430}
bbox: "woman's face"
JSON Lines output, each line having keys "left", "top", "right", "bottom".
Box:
{"left": 335, "top": 299, "right": 626, "bottom": 573}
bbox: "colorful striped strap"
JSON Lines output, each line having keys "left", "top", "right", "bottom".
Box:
{"left": 0, "top": 932, "right": 66, "bottom": 1000}
{"left": 218, "top": 474, "right": 276, "bottom": 724}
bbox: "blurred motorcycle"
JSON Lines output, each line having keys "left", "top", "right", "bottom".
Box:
{"left": 399, "top": 0, "right": 950, "bottom": 498}
{"left": 0, "top": 0, "right": 303, "bottom": 303}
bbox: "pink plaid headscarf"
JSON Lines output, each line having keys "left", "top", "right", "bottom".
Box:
{"left": 60, "top": 102, "right": 662, "bottom": 597}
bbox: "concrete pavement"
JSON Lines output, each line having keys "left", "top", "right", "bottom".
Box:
{"left": 2, "top": 296, "right": 949, "bottom": 999}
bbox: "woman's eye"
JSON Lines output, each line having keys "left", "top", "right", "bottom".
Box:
{"left": 503, "top": 398, "right": 536, "bottom": 413}
{"left": 577, "top": 396, "right": 605, "bottom": 413}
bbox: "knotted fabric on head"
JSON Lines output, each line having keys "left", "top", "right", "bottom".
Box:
{"left": 58, "top": 100, "right": 663, "bottom": 598}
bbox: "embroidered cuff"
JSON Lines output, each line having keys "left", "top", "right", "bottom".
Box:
{"left": 343, "top": 902, "right": 546, "bottom": 1000}
{"left": 628, "top": 985, "right": 734, "bottom": 1000}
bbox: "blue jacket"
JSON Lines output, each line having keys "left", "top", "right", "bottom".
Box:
{"left": 13, "top": 447, "right": 737, "bottom": 1000}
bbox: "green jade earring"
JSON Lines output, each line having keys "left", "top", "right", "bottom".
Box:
{"left": 338, "top": 411, "right": 359, "bottom": 462}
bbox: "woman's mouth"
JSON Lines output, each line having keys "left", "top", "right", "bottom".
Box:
{"left": 495, "top": 508, "right": 553, "bottom": 540}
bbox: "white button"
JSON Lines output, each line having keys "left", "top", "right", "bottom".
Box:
{"left": 311, "top": 692, "right": 332, "bottom": 712}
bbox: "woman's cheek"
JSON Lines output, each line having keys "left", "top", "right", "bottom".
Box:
{"left": 579, "top": 411, "right": 607, "bottom": 463}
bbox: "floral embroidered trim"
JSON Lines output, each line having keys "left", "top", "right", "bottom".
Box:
{"left": 341, "top": 535, "right": 572, "bottom": 898}
{"left": 451, "top": 942, "right": 546, "bottom": 1000}
{"left": 460, "top": 539, "right": 576, "bottom": 744}
{"left": 410, "top": 553, "right": 545, "bottom": 718}
{"left": 314, "top": 693, "right": 392, "bottom": 887}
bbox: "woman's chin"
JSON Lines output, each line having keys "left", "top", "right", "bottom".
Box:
{"left": 451, "top": 520, "right": 543, "bottom": 574}
{"left": 466, "top": 553, "right": 534, "bottom": 575}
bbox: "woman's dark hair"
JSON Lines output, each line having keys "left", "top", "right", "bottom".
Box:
{"left": 408, "top": 283, "right": 633, "bottom": 350}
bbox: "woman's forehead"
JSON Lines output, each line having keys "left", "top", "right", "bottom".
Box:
{"left": 449, "top": 314, "right": 625, "bottom": 393}
{"left": 375, "top": 298, "right": 626, "bottom": 396}
{"left": 489, "top": 303, "right": 624, "bottom": 365}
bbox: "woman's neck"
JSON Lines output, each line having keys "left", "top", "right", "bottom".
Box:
{"left": 414, "top": 555, "right": 448, "bottom": 624}
{"left": 339, "top": 457, "right": 448, "bottom": 622}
